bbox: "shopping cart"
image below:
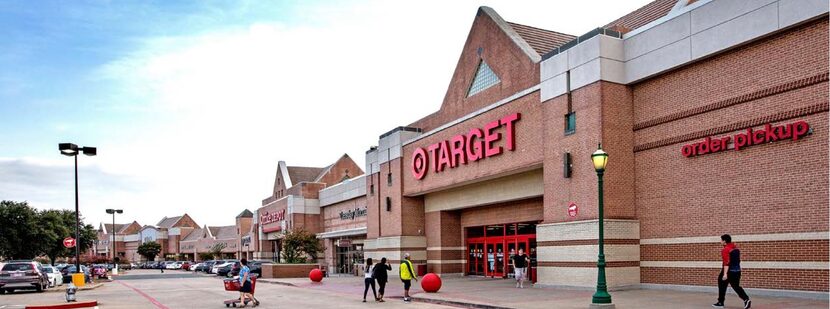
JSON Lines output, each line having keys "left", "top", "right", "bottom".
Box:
{"left": 223, "top": 276, "right": 260, "bottom": 307}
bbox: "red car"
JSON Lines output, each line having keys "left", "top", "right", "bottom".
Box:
{"left": 182, "top": 261, "right": 192, "bottom": 271}
{"left": 91, "top": 265, "right": 107, "bottom": 279}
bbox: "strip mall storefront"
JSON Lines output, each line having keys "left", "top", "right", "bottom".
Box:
{"left": 317, "top": 175, "right": 368, "bottom": 275}
{"left": 363, "top": 1, "right": 828, "bottom": 296}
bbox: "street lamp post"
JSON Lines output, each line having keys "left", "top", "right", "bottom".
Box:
{"left": 591, "top": 143, "right": 612, "bottom": 307}
{"left": 106, "top": 209, "right": 123, "bottom": 273}
{"left": 59, "top": 143, "right": 96, "bottom": 274}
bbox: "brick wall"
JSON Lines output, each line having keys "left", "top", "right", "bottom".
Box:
{"left": 321, "top": 196, "right": 367, "bottom": 233}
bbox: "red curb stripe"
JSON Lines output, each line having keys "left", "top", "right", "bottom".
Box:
{"left": 115, "top": 280, "right": 170, "bottom": 309}
{"left": 25, "top": 301, "right": 98, "bottom": 309}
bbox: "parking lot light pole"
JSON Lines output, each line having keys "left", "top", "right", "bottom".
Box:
{"left": 59, "top": 143, "right": 96, "bottom": 274}
{"left": 106, "top": 209, "right": 123, "bottom": 272}
{"left": 590, "top": 144, "right": 612, "bottom": 307}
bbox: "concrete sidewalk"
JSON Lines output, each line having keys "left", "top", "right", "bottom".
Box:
{"left": 259, "top": 275, "right": 829, "bottom": 309}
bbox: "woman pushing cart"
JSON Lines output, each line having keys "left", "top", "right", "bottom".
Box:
{"left": 223, "top": 259, "right": 259, "bottom": 307}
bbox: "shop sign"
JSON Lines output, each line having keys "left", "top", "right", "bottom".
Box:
{"left": 241, "top": 235, "right": 252, "bottom": 247}
{"left": 63, "top": 237, "right": 76, "bottom": 248}
{"left": 260, "top": 209, "right": 286, "bottom": 225}
{"left": 567, "top": 202, "right": 578, "bottom": 218}
{"left": 682, "top": 121, "right": 810, "bottom": 158}
{"left": 411, "top": 113, "right": 521, "bottom": 180}
{"left": 339, "top": 207, "right": 367, "bottom": 220}
{"left": 337, "top": 239, "right": 352, "bottom": 247}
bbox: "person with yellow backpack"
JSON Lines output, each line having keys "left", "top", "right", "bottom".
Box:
{"left": 399, "top": 253, "right": 418, "bottom": 302}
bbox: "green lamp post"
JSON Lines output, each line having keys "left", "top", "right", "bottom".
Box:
{"left": 591, "top": 143, "right": 612, "bottom": 306}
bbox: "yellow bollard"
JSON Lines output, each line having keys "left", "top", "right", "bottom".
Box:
{"left": 72, "top": 273, "right": 86, "bottom": 287}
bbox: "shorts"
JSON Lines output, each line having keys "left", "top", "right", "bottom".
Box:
{"left": 239, "top": 280, "right": 252, "bottom": 293}
{"left": 401, "top": 279, "right": 412, "bottom": 290}
{"left": 514, "top": 267, "right": 526, "bottom": 281}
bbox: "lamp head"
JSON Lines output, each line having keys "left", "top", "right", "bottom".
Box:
{"left": 81, "top": 147, "right": 97, "bottom": 156}
{"left": 59, "top": 143, "right": 79, "bottom": 156}
{"left": 591, "top": 143, "right": 609, "bottom": 172}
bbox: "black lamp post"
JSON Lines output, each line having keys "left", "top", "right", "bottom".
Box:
{"left": 591, "top": 143, "right": 612, "bottom": 306}
{"left": 105, "top": 209, "right": 123, "bottom": 268}
{"left": 59, "top": 143, "right": 96, "bottom": 274}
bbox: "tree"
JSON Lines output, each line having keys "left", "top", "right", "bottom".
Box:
{"left": 138, "top": 241, "right": 162, "bottom": 261}
{"left": 0, "top": 201, "right": 44, "bottom": 259}
{"left": 208, "top": 243, "right": 227, "bottom": 260}
{"left": 39, "top": 209, "right": 97, "bottom": 265}
{"left": 282, "top": 229, "right": 325, "bottom": 263}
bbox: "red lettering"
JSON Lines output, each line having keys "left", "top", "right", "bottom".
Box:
{"left": 466, "top": 128, "right": 484, "bottom": 162}
{"left": 710, "top": 138, "right": 721, "bottom": 152}
{"left": 500, "top": 113, "right": 521, "bottom": 151}
{"left": 681, "top": 144, "right": 695, "bottom": 157}
{"left": 793, "top": 121, "right": 809, "bottom": 140}
{"left": 698, "top": 137, "right": 711, "bottom": 154}
{"left": 411, "top": 147, "right": 428, "bottom": 180}
{"left": 752, "top": 128, "right": 765, "bottom": 145}
{"left": 427, "top": 143, "right": 440, "bottom": 172}
{"left": 764, "top": 124, "right": 778, "bottom": 143}
{"left": 449, "top": 135, "right": 467, "bottom": 166}
{"left": 437, "top": 140, "right": 452, "bottom": 171}
{"left": 483, "top": 120, "right": 502, "bottom": 157}
{"left": 734, "top": 133, "right": 748, "bottom": 151}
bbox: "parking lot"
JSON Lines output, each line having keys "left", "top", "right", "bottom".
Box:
{"left": 0, "top": 269, "right": 454, "bottom": 308}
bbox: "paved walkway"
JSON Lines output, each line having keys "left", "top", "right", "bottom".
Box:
{"left": 260, "top": 275, "right": 829, "bottom": 309}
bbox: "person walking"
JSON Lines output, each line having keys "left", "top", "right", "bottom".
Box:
{"left": 238, "top": 258, "right": 254, "bottom": 308}
{"left": 362, "top": 258, "right": 377, "bottom": 302}
{"left": 399, "top": 253, "right": 418, "bottom": 302}
{"left": 713, "top": 234, "right": 751, "bottom": 309}
{"left": 372, "top": 257, "right": 392, "bottom": 302}
{"left": 510, "top": 248, "right": 529, "bottom": 288}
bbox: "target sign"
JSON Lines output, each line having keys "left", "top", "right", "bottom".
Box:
{"left": 63, "top": 237, "right": 76, "bottom": 248}
{"left": 567, "top": 202, "right": 578, "bottom": 218}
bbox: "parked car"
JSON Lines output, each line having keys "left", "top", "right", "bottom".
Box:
{"left": 91, "top": 265, "right": 108, "bottom": 279}
{"left": 42, "top": 266, "right": 63, "bottom": 287}
{"left": 189, "top": 262, "right": 201, "bottom": 271}
{"left": 212, "top": 260, "right": 237, "bottom": 275}
{"left": 60, "top": 265, "right": 91, "bottom": 284}
{"left": 195, "top": 260, "right": 214, "bottom": 273}
{"left": 164, "top": 262, "right": 177, "bottom": 270}
{"left": 216, "top": 260, "right": 239, "bottom": 277}
{"left": 209, "top": 260, "right": 226, "bottom": 274}
{"left": 250, "top": 260, "right": 271, "bottom": 277}
{"left": 0, "top": 261, "right": 50, "bottom": 294}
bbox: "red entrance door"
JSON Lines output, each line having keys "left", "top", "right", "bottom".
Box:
{"left": 466, "top": 222, "right": 537, "bottom": 280}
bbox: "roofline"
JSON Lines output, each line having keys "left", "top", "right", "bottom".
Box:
{"left": 478, "top": 6, "right": 542, "bottom": 63}
{"left": 279, "top": 161, "right": 292, "bottom": 188}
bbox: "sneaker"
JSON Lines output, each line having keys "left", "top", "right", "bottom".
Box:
{"left": 712, "top": 302, "right": 724, "bottom": 308}
{"left": 744, "top": 299, "right": 751, "bottom": 309}
{"left": 404, "top": 297, "right": 411, "bottom": 302}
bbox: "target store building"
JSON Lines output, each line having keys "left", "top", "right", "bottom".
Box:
{"left": 362, "top": 0, "right": 828, "bottom": 295}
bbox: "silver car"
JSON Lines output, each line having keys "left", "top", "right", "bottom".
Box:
{"left": 0, "top": 261, "right": 49, "bottom": 293}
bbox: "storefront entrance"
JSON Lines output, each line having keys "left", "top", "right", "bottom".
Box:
{"left": 335, "top": 241, "right": 364, "bottom": 275}
{"left": 466, "top": 222, "right": 537, "bottom": 281}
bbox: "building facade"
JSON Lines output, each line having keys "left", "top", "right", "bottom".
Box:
{"left": 361, "top": 0, "right": 828, "bottom": 296}
{"left": 318, "top": 174, "right": 368, "bottom": 275}
{"left": 254, "top": 155, "right": 364, "bottom": 263}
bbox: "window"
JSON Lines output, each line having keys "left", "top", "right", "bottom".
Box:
{"left": 565, "top": 112, "right": 576, "bottom": 134}
{"left": 467, "top": 60, "right": 500, "bottom": 97}
{"left": 386, "top": 197, "right": 392, "bottom": 212}
{"left": 370, "top": 184, "right": 375, "bottom": 195}
{"left": 387, "top": 173, "right": 392, "bottom": 186}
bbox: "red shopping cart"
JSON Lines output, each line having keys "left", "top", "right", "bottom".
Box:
{"left": 223, "top": 276, "right": 260, "bottom": 307}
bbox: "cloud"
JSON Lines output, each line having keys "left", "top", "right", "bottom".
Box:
{"left": 3, "top": 0, "right": 654, "bottom": 227}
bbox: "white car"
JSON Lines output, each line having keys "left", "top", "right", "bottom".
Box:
{"left": 212, "top": 261, "right": 233, "bottom": 274}
{"left": 42, "top": 266, "right": 63, "bottom": 287}
{"left": 165, "top": 262, "right": 180, "bottom": 270}
{"left": 190, "top": 263, "right": 202, "bottom": 271}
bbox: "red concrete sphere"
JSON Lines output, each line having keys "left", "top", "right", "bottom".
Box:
{"left": 309, "top": 269, "right": 323, "bottom": 282}
{"left": 420, "top": 273, "right": 442, "bottom": 293}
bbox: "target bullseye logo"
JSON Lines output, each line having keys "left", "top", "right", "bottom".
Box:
{"left": 411, "top": 147, "right": 428, "bottom": 180}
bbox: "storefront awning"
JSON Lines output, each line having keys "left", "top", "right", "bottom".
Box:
{"left": 316, "top": 227, "right": 367, "bottom": 239}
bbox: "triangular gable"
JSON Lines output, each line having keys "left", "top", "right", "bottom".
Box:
{"left": 467, "top": 60, "right": 501, "bottom": 97}
{"left": 409, "top": 6, "right": 574, "bottom": 132}
{"left": 272, "top": 161, "right": 291, "bottom": 196}
{"left": 313, "top": 154, "right": 364, "bottom": 185}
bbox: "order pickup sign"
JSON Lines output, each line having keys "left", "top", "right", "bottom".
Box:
{"left": 681, "top": 121, "right": 810, "bottom": 157}
{"left": 63, "top": 237, "right": 76, "bottom": 248}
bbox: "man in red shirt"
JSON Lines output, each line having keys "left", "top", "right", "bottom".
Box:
{"left": 713, "top": 234, "right": 751, "bottom": 309}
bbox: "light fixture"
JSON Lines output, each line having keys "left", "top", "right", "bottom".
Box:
{"left": 59, "top": 143, "right": 78, "bottom": 156}
{"left": 591, "top": 144, "right": 609, "bottom": 172}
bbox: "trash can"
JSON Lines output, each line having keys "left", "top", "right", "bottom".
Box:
{"left": 71, "top": 273, "right": 86, "bottom": 287}
{"left": 417, "top": 264, "right": 427, "bottom": 277}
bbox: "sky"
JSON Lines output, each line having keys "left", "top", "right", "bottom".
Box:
{"left": 0, "top": 0, "right": 653, "bottom": 228}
